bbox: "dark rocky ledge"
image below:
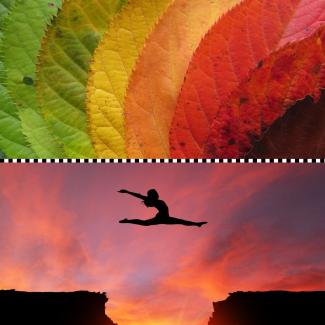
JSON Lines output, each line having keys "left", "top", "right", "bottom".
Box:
{"left": 208, "top": 291, "right": 325, "bottom": 325}
{"left": 0, "top": 290, "right": 117, "bottom": 325}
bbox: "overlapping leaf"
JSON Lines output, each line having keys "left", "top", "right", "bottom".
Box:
{"left": 124, "top": 0, "right": 242, "bottom": 158}
{"left": 0, "top": 0, "right": 13, "bottom": 87}
{"left": 0, "top": 0, "right": 35, "bottom": 157}
{"left": 0, "top": 86, "right": 35, "bottom": 157}
{"left": 169, "top": 0, "right": 325, "bottom": 158}
{"left": 205, "top": 26, "right": 325, "bottom": 158}
{"left": 0, "top": 0, "right": 14, "bottom": 46}
{"left": 248, "top": 91, "right": 325, "bottom": 158}
{"left": 0, "top": 0, "right": 14, "bottom": 36}
{"left": 36, "top": 0, "right": 126, "bottom": 158}
{"left": 2, "top": 0, "right": 62, "bottom": 157}
{"left": 86, "top": 0, "right": 173, "bottom": 158}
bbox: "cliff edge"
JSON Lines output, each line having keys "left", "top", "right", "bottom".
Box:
{"left": 208, "top": 291, "right": 325, "bottom": 325}
{"left": 0, "top": 290, "right": 117, "bottom": 325}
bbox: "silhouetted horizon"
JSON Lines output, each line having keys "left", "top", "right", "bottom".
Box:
{"left": 1, "top": 289, "right": 324, "bottom": 325}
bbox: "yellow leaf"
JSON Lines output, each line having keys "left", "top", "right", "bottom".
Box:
{"left": 124, "top": 0, "right": 242, "bottom": 158}
{"left": 86, "top": 0, "right": 173, "bottom": 158}
{"left": 36, "top": 0, "right": 126, "bottom": 158}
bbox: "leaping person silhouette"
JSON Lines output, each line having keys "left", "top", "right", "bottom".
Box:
{"left": 118, "top": 188, "right": 207, "bottom": 227}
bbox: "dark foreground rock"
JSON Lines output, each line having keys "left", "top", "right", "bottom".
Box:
{"left": 0, "top": 290, "right": 117, "bottom": 325}
{"left": 208, "top": 291, "right": 325, "bottom": 325}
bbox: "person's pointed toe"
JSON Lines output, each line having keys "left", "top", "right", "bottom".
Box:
{"left": 198, "top": 222, "right": 208, "bottom": 227}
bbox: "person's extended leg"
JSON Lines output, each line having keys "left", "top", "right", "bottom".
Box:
{"left": 119, "top": 218, "right": 160, "bottom": 226}
{"left": 166, "top": 217, "right": 208, "bottom": 227}
{"left": 178, "top": 220, "right": 207, "bottom": 227}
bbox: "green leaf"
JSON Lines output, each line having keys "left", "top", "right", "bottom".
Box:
{"left": 36, "top": 0, "right": 126, "bottom": 158}
{"left": 0, "top": 0, "right": 14, "bottom": 31}
{"left": 2, "top": 0, "right": 63, "bottom": 157}
{"left": 0, "top": 85, "right": 35, "bottom": 157}
{"left": 0, "top": 0, "right": 35, "bottom": 158}
{"left": 0, "top": 0, "right": 15, "bottom": 83}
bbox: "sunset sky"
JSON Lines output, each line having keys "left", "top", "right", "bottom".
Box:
{"left": 0, "top": 164, "right": 324, "bottom": 325}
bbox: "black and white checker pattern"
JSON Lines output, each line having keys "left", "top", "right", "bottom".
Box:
{"left": 0, "top": 158, "right": 324, "bottom": 163}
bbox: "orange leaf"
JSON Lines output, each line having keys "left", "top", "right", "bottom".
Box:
{"left": 205, "top": 26, "right": 325, "bottom": 158}
{"left": 124, "top": 0, "right": 241, "bottom": 158}
{"left": 170, "top": 0, "right": 325, "bottom": 158}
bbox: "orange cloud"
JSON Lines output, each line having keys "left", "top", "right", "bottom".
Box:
{"left": 0, "top": 166, "right": 89, "bottom": 291}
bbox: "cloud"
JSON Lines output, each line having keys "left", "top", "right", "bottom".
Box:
{"left": 0, "top": 165, "right": 89, "bottom": 291}
{"left": 148, "top": 166, "right": 325, "bottom": 323}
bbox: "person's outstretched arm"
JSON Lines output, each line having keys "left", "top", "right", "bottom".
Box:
{"left": 118, "top": 189, "right": 146, "bottom": 200}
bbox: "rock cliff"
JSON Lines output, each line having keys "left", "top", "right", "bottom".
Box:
{"left": 208, "top": 291, "right": 325, "bottom": 325}
{"left": 0, "top": 290, "right": 117, "bottom": 325}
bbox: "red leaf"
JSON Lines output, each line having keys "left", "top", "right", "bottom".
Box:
{"left": 169, "top": 0, "right": 325, "bottom": 157}
{"left": 247, "top": 90, "right": 325, "bottom": 158}
{"left": 205, "top": 26, "right": 325, "bottom": 158}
